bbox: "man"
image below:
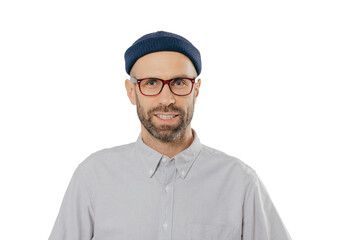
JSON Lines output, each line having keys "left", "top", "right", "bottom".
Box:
{"left": 48, "top": 30, "right": 292, "bottom": 240}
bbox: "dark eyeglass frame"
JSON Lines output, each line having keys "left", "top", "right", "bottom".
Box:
{"left": 130, "top": 76, "right": 196, "bottom": 96}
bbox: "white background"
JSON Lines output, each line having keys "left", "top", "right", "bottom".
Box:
{"left": 0, "top": 0, "right": 359, "bottom": 239}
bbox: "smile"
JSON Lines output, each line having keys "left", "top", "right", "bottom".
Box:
{"left": 155, "top": 114, "right": 177, "bottom": 119}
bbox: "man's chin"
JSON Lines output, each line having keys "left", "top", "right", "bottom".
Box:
{"left": 153, "top": 125, "right": 178, "bottom": 131}
{"left": 153, "top": 133, "right": 180, "bottom": 142}
{"left": 149, "top": 128, "right": 182, "bottom": 141}
{"left": 152, "top": 128, "right": 177, "bottom": 136}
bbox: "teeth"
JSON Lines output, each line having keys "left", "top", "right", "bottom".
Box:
{"left": 156, "top": 114, "right": 176, "bottom": 119}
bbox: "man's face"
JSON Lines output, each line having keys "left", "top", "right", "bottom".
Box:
{"left": 125, "top": 51, "right": 201, "bottom": 142}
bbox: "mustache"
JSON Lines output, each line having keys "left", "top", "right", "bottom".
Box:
{"left": 148, "top": 105, "right": 184, "bottom": 115}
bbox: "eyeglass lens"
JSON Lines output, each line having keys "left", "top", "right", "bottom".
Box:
{"left": 139, "top": 78, "right": 193, "bottom": 95}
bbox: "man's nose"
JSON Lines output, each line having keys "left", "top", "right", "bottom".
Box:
{"left": 158, "top": 83, "right": 175, "bottom": 106}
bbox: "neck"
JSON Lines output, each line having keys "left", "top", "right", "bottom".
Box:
{"left": 140, "top": 125, "right": 194, "bottom": 158}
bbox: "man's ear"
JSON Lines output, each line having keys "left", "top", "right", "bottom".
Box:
{"left": 125, "top": 79, "right": 137, "bottom": 105}
{"left": 194, "top": 78, "right": 201, "bottom": 104}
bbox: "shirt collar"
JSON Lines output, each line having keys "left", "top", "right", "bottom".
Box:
{"left": 134, "top": 128, "right": 202, "bottom": 179}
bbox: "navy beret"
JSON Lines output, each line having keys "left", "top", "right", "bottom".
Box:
{"left": 124, "top": 30, "right": 201, "bottom": 76}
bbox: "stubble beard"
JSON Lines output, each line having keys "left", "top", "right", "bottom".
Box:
{"left": 135, "top": 92, "right": 194, "bottom": 142}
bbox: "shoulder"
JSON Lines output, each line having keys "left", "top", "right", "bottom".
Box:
{"left": 199, "top": 143, "right": 258, "bottom": 182}
{"left": 77, "top": 141, "right": 136, "bottom": 171}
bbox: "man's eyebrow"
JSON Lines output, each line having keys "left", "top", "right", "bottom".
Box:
{"left": 173, "top": 74, "right": 196, "bottom": 78}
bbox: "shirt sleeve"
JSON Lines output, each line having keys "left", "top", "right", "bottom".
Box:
{"left": 48, "top": 165, "right": 95, "bottom": 240}
{"left": 242, "top": 173, "right": 292, "bottom": 240}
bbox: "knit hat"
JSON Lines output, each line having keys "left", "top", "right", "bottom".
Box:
{"left": 124, "top": 30, "right": 201, "bottom": 76}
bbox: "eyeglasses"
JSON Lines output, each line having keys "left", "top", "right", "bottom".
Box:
{"left": 130, "top": 76, "right": 196, "bottom": 96}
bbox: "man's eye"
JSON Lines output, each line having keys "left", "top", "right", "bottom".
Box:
{"left": 172, "top": 79, "right": 185, "bottom": 86}
{"left": 145, "top": 80, "right": 158, "bottom": 85}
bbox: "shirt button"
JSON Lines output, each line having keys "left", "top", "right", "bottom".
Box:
{"left": 181, "top": 170, "right": 185, "bottom": 176}
{"left": 162, "top": 157, "right": 167, "bottom": 162}
{"left": 163, "top": 222, "right": 168, "bottom": 230}
{"left": 148, "top": 168, "right": 154, "bottom": 176}
{"left": 165, "top": 185, "right": 170, "bottom": 192}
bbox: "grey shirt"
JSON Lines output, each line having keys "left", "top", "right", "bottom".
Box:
{"left": 49, "top": 129, "right": 292, "bottom": 240}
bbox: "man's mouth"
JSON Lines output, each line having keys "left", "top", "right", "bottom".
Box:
{"left": 155, "top": 114, "right": 178, "bottom": 120}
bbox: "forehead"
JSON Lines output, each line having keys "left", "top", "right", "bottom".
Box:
{"left": 130, "top": 51, "right": 197, "bottom": 78}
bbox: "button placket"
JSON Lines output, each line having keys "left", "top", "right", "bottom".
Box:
{"left": 157, "top": 157, "right": 176, "bottom": 239}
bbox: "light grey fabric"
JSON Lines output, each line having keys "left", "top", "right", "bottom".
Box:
{"left": 48, "top": 129, "right": 292, "bottom": 240}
